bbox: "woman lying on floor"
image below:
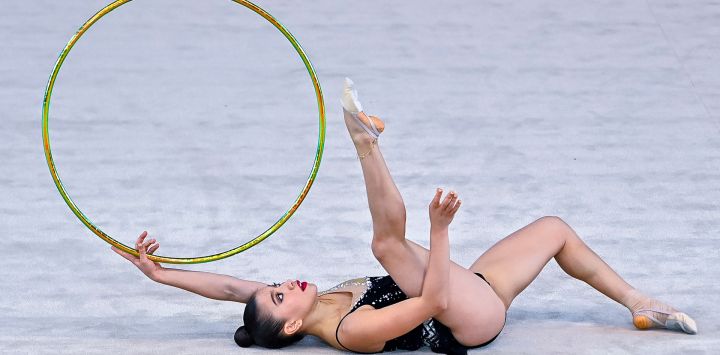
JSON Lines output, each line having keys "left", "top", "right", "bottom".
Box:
{"left": 113, "top": 78, "right": 697, "bottom": 354}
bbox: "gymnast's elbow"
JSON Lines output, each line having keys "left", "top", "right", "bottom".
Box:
{"left": 435, "top": 298, "right": 449, "bottom": 313}
{"left": 423, "top": 295, "right": 448, "bottom": 315}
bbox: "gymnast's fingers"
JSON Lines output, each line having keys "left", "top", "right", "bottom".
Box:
{"left": 444, "top": 192, "right": 458, "bottom": 211}
{"left": 137, "top": 239, "right": 150, "bottom": 260}
{"left": 430, "top": 188, "right": 442, "bottom": 207}
{"left": 111, "top": 246, "right": 137, "bottom": 262}
{"left": 136, "top": 231, "right": 148, "bottom": 246}
{"left": 440, "top": 191, "right": 450, "bottom": 207}
{"left": 441, "top": 191, "right": 455, "bottom": 209}
{"left": 141, "top": 238, "right": 156, "bottom": 250}
{"left": 451, "top": 199, "right": 462, "bottom": 214}
{"left": 148, "top": 242, "right": 160, "bottom": 255}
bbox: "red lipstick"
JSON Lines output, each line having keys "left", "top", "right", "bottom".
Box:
{"left": 296, "top": 279, "right": 307, "bottom": 291}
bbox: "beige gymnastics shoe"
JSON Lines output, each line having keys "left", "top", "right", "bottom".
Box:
{"left": 341, "top": 77, "right": 384, "bottom": 139}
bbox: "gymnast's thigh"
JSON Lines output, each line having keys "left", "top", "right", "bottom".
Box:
{"left": 375, "top": 238, "right": 475, "bottom": 297}
{"left": 468, "top": 216, "right": 567, "bottom": 310}
{"left": 373, "top": 238, "right": 506, "bottom": 345}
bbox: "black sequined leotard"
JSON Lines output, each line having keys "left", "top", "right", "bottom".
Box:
{"left": 333, "top": 273, "right": 506, "bottom": 355}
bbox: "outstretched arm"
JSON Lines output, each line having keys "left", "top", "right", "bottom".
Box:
{"left": 112, "top": 231, "right": 265, "bottom": 303}
{"left": 153, "top": 268, "right": 266, "bottom": 303}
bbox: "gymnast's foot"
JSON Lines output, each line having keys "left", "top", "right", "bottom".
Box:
{"left": 621, "top": 288, "right": 697, "bottom": 334}
{"left": 341, "top": 77, "right": 385, "bottom": 157}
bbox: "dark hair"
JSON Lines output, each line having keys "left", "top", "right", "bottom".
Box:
{"left": 234, "top": 291, "right": 306, "bottom": 349}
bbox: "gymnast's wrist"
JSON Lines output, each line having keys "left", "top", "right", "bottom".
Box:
{"left": 149, "top": 268, "right": 167, "bottom": 283}
{"left": 430, "top": 225, "right": 448, "bottom": 234}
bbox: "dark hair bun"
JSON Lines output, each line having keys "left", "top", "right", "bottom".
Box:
{"left": 234, "top": 325, "right": 254, "bottom": 347}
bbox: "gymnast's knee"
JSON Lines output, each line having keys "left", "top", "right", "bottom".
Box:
{"left": 371, "top": 237, "right": 401, "bottom": 260}
{"left": 537, "top": 215, "right": 571, "bottom": 230}
{"left": 536, "top": 216, "right": 574, "bottom": 244}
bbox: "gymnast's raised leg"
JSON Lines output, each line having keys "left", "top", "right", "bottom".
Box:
{"left": 340, "top": 78, "right": 507, "bottom": 346}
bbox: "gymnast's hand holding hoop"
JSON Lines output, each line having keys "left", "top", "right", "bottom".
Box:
{"left": 111, "top": 231, "right": 164, "bottom": 281}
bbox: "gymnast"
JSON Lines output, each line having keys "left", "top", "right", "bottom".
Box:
{"left": 112, "top": 78, "right": 697, "bottom": 354}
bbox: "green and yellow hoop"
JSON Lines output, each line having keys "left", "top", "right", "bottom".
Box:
{"left": 42, "top": 0, "right": 326, "bottom": 264}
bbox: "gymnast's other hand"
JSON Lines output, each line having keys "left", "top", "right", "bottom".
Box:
{"left": 111, "top": 231, "right": 164, "bottom": 281}
{"left": 429, "top": 188, "right": 461, "bottom": 229}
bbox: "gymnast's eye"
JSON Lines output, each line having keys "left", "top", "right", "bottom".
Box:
{"left": 277, "top": 293, "right": 283, "bottom": 302}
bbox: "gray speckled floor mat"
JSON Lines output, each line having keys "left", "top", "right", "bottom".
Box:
{"left": 2, "top": 0, "right": 718, "bottom": 354}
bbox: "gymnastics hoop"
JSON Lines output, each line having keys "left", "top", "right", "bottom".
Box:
{"left": 42, "top": 0, "right": 326, "bottom": 264}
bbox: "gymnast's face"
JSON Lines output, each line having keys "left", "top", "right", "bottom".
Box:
{"left": 258, "top": 279, "right": 318, "bottom": 335}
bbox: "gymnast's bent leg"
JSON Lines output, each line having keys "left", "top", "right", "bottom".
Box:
{"left": 468, "top": 216, "right": 697, "bottom": 334}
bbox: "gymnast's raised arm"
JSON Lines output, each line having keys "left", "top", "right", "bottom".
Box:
{"left": 111, "top": 231, "right": 266, "bottom": 303}
{"left": 423, "top": 188, "right": 460, "bottom": 308}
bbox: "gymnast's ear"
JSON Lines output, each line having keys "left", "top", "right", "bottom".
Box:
{"left": 234, "top": 325, "right": 254, "bottom": 347}
{"left": 284, "top": 319, "right": 302, "bottom": 336}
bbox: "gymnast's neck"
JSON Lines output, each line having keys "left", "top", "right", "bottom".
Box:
{"left": 299, "top": 292, "right": 354, "bottom": 340}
